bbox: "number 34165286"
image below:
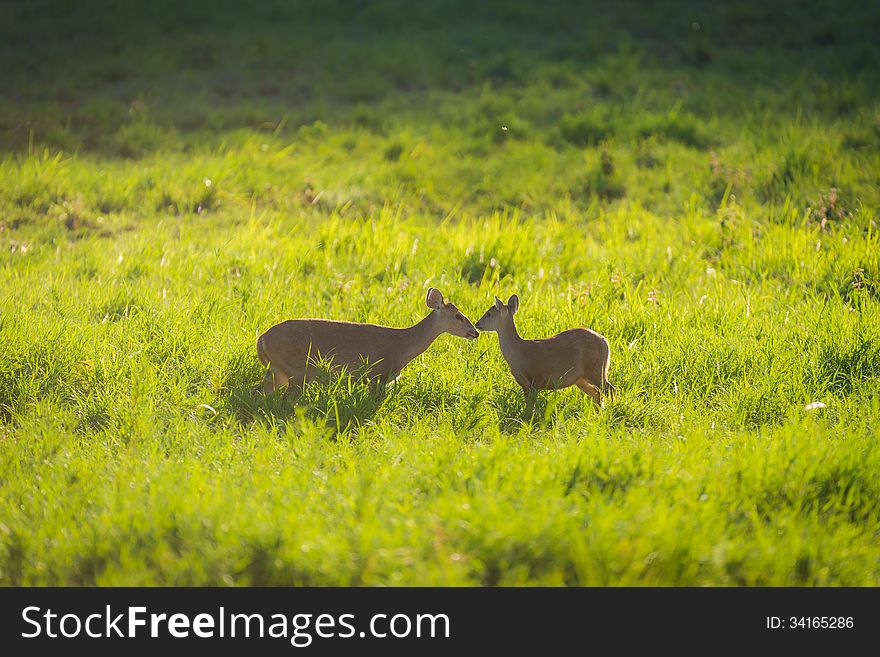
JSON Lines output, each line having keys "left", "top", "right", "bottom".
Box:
{"left": 766, "top": 616, "right": 854, "bottom": 629}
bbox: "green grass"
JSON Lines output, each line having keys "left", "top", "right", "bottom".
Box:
{"left": 1, "top": 0, "right": 879, "bottom": 585}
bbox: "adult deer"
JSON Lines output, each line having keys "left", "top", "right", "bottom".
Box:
{"left": 257, "top": 288, "right": 478, "bottom": 393}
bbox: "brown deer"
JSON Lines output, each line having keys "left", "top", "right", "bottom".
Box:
{"left": 475, "top": 294, "right": 615, "bottom": 407}
{"left": 257, "top": 288, "right": 478, "bottom": 393}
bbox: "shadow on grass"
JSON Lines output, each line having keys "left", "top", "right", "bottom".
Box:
{"left": 203, "top": 349, "right": 369, "bottom": 435}
{"left": 220, "top": 360, "right": 389, "bottom": 437}
{"left": 490, "top": 387, "right": 575, "bottom": 433}
{"left": 389, "top": 377, "right": 507, "bottom": 439}
{"left": 215, "top": 350, "right": 509, "bottom": 438}
{"left": 489, "top": 383, "right": 677, "bottom": 433}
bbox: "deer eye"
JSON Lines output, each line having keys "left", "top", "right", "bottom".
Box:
{"left": 455, "top": 313, "right": 464, "bottom": 320}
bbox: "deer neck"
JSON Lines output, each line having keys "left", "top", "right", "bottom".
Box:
{"left": 398, "top": 312, "right": 443, "bottom": 367}
{"left": 497, "top": 316, "right": 524, "bottom": 361}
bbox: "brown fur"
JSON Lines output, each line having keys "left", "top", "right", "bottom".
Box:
{"left": 475, "top": 294, "right": 615, "bottom": 408}
{"left": 256, "top": 288, "right": 478, "bottom": 393}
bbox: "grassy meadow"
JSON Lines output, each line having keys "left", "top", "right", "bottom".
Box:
{"left": 1, "top": 0, "right": 879, "bottom": 585}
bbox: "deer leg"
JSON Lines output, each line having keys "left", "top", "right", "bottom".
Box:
{"left": 576, "top": 378, "right": 603, "bottom": 409}
{"left": 262, "top": 367, "right": 289, "bottom": 395}
{"left": 511, "top": 371, "right": 531, "bottom": 398}
{"left": 512, "top": 372, "right": 539, "bottom": 416}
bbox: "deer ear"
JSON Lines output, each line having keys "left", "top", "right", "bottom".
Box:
{"left": 507, "top": 294, "right": 519, "bottom": 314}
{"left": 426, "top": 287, "right": 444, "bottom": 309}
{"left": 494, "top": 296, "right": 504, "bottom": 310}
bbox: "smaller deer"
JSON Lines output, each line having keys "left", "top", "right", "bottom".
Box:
{"left": 475, "top": 294, "right": 615, "bottom": 408}
{"left": 256, "top": 288, "right": 478, "bottom": 394}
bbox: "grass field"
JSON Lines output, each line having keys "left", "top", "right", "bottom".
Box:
{"left": 1, "top": 0, "right": 879, "bottom": 585}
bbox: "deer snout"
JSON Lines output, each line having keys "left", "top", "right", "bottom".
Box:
{"left": 466, "top": 328, "right": 479, "bottom": 339}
